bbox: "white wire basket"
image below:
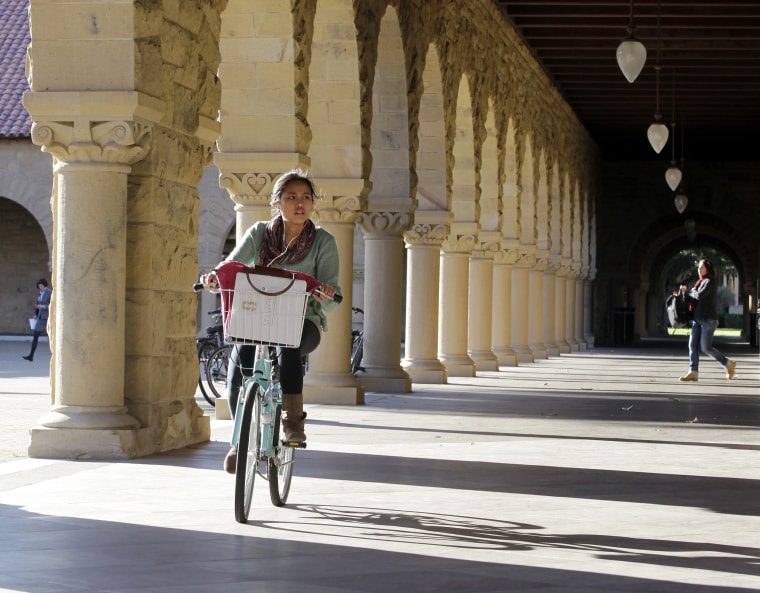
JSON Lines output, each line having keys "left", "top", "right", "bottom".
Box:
{"left": 221, "top": 270, "right": 309, "bottom": 348}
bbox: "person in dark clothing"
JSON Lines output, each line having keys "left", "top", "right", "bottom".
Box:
{"left": 23, "top": 279, "right": 52, "bottom": 362}
{"left": 678, "top": 259, "right": 736, "bottom": 381}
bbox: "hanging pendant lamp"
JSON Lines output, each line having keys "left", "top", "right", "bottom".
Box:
{"left": 616, "top": 0, "right": 647, "bottom": 83}
{"left": 665, "top": 73, "right": 682, "bottom": 190}
{"left": 647, "top": 4, "right": 668, "bottom": 153}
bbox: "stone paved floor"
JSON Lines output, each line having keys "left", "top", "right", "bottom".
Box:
{"left": 1, "top": 336, "right": 759, "bottom": 592}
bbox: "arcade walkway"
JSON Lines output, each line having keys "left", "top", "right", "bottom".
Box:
{"left": 1, "top": 337, "right": 758, "bottom": 592}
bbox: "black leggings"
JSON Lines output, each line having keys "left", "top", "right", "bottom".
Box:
{"left": 227, "top": 320, "right": 321, "bottom": 416}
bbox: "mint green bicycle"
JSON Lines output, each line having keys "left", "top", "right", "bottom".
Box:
{"left": 197, "top": 260, "right": 340, "bottom": 523}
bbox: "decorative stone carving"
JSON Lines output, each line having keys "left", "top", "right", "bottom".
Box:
{"left": 31, "top": 120, "right": 152, "bottom": 167}
{"left": 494, "top": 248, "right": 519, "bottom": 265}
{"left": 357, "top": 211, "right": 410, "bottom": 235}
{"left": 317, "top": 194, "right": 363, "bottom": 224}
{"left": 218, "top": 171, "right": 278, "bottom": 207}
{"left": 441, "top": 232, "right": 476, "bottom": 253}
{"left": 403, "top": 222, "right": 448, "bottom": 246}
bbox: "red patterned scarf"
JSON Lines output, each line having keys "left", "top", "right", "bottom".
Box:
{"left": 259, "top": 215, "right": 317, "bottom": 266}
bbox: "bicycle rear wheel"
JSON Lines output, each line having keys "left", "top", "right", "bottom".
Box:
{"left": 234, "top": 382, "right": 261, "bottom": 523}
{"left": 206, "top": 345, "right": 232, "bottom": 399}
{"left": 268, "top": 409, "right": 295, "bottom": 506}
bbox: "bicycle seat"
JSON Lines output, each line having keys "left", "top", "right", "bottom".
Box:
{"left": 206, "top": 324, "right": 223, "bottom": 335}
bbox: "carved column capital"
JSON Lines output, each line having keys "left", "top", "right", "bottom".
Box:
{"left": 31, "top": 119, "right": 152, "bottom": 169}
{"left": 357, "top": 211, "right": 410, "bottom": 236}
{"left": 494, "top": 248, "right": 519, "bottom": 265}
{"left": 217, "top": 170, "right": 278, "bottom": 209}
{"left": 441, "top": 231, "right": 476, "bottom": 254}
{"left": 403, "top": 222, "right": 448, "bottom": 246}
{"left": 515, "top": 249, "right": 537, "bottom": 268}
{"left": 317, "top": 193, "right": 363, "bottom": 224}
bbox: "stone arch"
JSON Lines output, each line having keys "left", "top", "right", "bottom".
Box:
{"left": 450, "top": 75, "right": 477, "bottom": 223}
{"left": 634, "top": 215, "right": 752, "bottom": 339}
{"left": 368, "top": 8, "right": 409, "bottom": 204}
{"left": 501, "top": 117, "right": 519, "bottom": 251}
{"left": 0, "top": 144, "right": 53, "bottom": 261}
{"left": 309, "top": 0, "right": 362, "bottom": 178}
{"left": 415, "top": 45, "right": 447, "bottom": 213}
{"left": 0, "top": 197, "right": 50, "bottom": 334}
{"left": 479, "top": 102, "right": 500, "bottom": 235}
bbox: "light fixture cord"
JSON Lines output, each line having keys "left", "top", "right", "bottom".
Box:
{"left": 654, "top": 0, "right": 662, "bottom": 116}
{"left": 670, "top": 72, "right": 677, "bottom": 161}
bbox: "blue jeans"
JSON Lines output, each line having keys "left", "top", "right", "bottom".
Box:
{"left": 689, "top": 318, "right": 728, "bottom": 372}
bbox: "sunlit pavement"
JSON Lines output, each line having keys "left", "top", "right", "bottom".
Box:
{"left": 1, "top": 336, "right": 759, "bottom": 592}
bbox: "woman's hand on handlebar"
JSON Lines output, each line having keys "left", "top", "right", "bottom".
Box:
{"left": 198, "top": 271, "right": 220, "bottom": 293}
{"left": 314, "top": 284, "right": 338, "bottom": 302}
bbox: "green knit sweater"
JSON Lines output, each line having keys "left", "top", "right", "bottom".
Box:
{"left": 226, "top": 221, "right": 341, "bottom": 332}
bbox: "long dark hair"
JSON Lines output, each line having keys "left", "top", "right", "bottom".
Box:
{"left": 699, "top": 258, "right": 716, "bottom": 279}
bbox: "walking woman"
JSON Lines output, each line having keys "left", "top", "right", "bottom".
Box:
{"left": 23, "top": 278, "right": 52, "bottom": 362}
{"left": 679, "top": 259, "right": 736, "bottom": 381}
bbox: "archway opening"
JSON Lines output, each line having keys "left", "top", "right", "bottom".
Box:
{"left": 661, "top": 247, "right": 741, "bottom": 335}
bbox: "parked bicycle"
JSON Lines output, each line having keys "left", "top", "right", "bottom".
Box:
{"left": 195, "top": 260, "right": 341, "bottom": 523}
{"left": 196, "top": 308, "right": 225, "bottom": 406}
{"left": 351, "top": 306, "right": 365, "bottom": 374}
{"left": 205, "top": 342, "right": 233, "bottom": 400}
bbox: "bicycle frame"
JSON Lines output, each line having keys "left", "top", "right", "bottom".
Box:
{"left": 230, "top": 345, "right": 279, "bottom": 460}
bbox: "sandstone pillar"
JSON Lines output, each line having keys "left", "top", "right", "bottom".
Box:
{"left": 402, "top": 220, "right": 448, "bottom": 384}
{"left": 528, "top": 257, "right": 548, "bottom": 359}
{"left": 511, "top": 253, "right": 534, "bottom": 364}
{"left": 583, "top": 271, "right": 596, "bottom": 348}
{"left": 355, "top": 211, "right": 412, "bottom": 393}
{"left": 554, "top": 263, "right": 571, "bottom": 353}
{"left": 566, "top": 271, "right": 580, "bottom": 351}
{"left": 439, "top": 230, "right": 476, "bottom": 376}
{"left": 575, "top": 272, "right": 588, "bottom": 350}
{"left": 468, "top": 247, "right": 499, "bottom": 371}
{"left": 25, "top": 98, "right": 158, "bottom": 458}
{"left": 542, "top": 261, "right": 560, "bottom": 357}
{"left": 492, "top": 250, "right": 518, "bottom": 366}
{"left": 306, "top": 179, "right": 365, "bottom": 403}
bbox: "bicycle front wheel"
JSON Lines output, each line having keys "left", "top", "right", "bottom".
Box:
{"left": 206, "top": 345, "right": 232, "bottom": 399}
{"left": 234, "top": 381, "right": 261, "bottom": 523}
{"left": 268, "top": 410, "right": 295, "bottom": 506}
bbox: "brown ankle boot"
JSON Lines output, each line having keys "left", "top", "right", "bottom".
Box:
{"left": 282, "top": 393, "right": 307, "bottom": 443}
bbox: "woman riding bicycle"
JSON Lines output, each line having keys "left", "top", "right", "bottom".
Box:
{"left": 200, "top": 168, "right": 341, "bottom": 473}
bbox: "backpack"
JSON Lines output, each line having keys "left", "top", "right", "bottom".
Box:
{"left": 666, "top": 292, "right": 693, "bottom": 328}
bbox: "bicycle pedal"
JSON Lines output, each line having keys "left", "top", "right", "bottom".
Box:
{"left": 281, "top": 440, "right": 307, "bottom": 449}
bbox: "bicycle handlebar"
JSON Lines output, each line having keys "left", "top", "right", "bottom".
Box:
{"left": 193, "top": 282, "right": 343, "bottom": 304}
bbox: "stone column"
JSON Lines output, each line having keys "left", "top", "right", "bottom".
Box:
{"left": 554, "top": 262, "right": 571, "bottom": 353}
{"left": 511, "top": 251, "right": 534, "bottom": 364}
{"left": 575, "top": 271, "right": 588, "bottom": 350}
{"left": 468, "top": 243, "right": 499, "bottom": 372}
{"left": 402, "top": 221, "right": 448, "bottom": 384}
{"left": 492, "top": 249, "right": 518, "bottom": 366}
{"left": 26, "top": 112, "right": 153, "bottom": 458}
{"left": 439, "top": 229, "right": 476, "bottom": 376}
{"left": 583, "top": 271, "right": 596, "bottom": 348}
{"left": 355, "top": 211, "right": 412, "bottom": 393}
{"left": 528, "top": 256, "right": 548, "bottom": 359}
{"left": 543, "top": 260, "right": 560, "bottom": 357}
{"left": 565, "top": 269, "right": 580, "bottom": 351}
{"left": 307, "top": 179, "right": 365, "bottom": 403}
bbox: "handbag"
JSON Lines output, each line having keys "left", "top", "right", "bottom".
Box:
{"left": 29, "top": 318, "right": 37, "bottom": 331}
